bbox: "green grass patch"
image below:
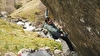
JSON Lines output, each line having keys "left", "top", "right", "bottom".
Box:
{"left": 0, "top": 19, "right": 62, "bottom": 55}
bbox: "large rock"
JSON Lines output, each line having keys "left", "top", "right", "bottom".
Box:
{"left": 27, "top": 50, "right": 51, "bottom": 56}
{"left": 40, "top": 0, "right": 100, "bottom": 56}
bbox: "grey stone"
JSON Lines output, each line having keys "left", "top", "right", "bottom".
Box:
{"left": 27, "top": 50, "right": 51, "bottom": 56}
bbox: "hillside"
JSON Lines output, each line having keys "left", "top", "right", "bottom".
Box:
{"left": 0, "top": 0, "right": 6, "bottom": 11}
{"left": 10, "top": 0, "right": 46, "bottom": 22}
{"left": 0, "top": 19, "right": 61, "bottom": 56}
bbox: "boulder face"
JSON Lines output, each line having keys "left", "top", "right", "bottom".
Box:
{"left": 41, "top": 0, "right": 100, "bottom": 56}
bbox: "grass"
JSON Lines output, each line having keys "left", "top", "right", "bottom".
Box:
{"left": 0, "top": 19, "right": 62, "bottom": 56}
{"left": 10, "top": 0, "right": 46, "bottom": 22}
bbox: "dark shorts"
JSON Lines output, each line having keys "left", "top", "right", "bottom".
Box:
{"left": 51, "top": 31, "right": 63, "bottom": 39}
{"left": 51, "top": 32, "right": 61, "bottom": 39}
{"left": 51, "top": 32, "right": 74, "bottom": 51}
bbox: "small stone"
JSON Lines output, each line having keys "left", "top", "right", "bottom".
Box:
{"left": 5, "top": 52, "right": 16, "bottom": 56}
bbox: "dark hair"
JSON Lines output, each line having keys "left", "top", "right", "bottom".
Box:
{"left": 45, "top": 17, "right": 50, "bottom": 23}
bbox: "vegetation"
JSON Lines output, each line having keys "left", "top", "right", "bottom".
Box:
{"left": 10, "top": 0, "right": 46, "bottom": 22}
{"left": 0, "top": 19, "right": 62, "bottom": 55}
{"left": 14, "top": 3, "right": 22, "bottom": 9}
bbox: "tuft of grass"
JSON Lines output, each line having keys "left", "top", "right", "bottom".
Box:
{"left": 0, "top": 19, "right": 62, "bottom": 55}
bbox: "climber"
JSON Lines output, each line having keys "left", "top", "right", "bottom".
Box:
{"left": 43, "top": 17, "right": 75, "bottom": 51}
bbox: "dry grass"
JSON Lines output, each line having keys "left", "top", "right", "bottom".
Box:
{"left": 0, "top": 19, "right": 61, "bottom": 56}
{"left": 10, "top": 0, "right": 46, "bottom": 22}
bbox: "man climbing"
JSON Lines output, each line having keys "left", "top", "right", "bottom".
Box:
{"left": 43, "top": 17, "right": 75, "bottom": 52}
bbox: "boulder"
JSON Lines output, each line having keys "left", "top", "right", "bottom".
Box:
{"left": 40, "top": 0, "right": 100, "bottom": 56}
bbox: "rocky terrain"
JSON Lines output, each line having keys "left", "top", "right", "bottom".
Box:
{"left": 0, "top": 11, "right": 78, "bottom": 56}
{"left": 1, "top": 0, "right": 100, "bottom": 56}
